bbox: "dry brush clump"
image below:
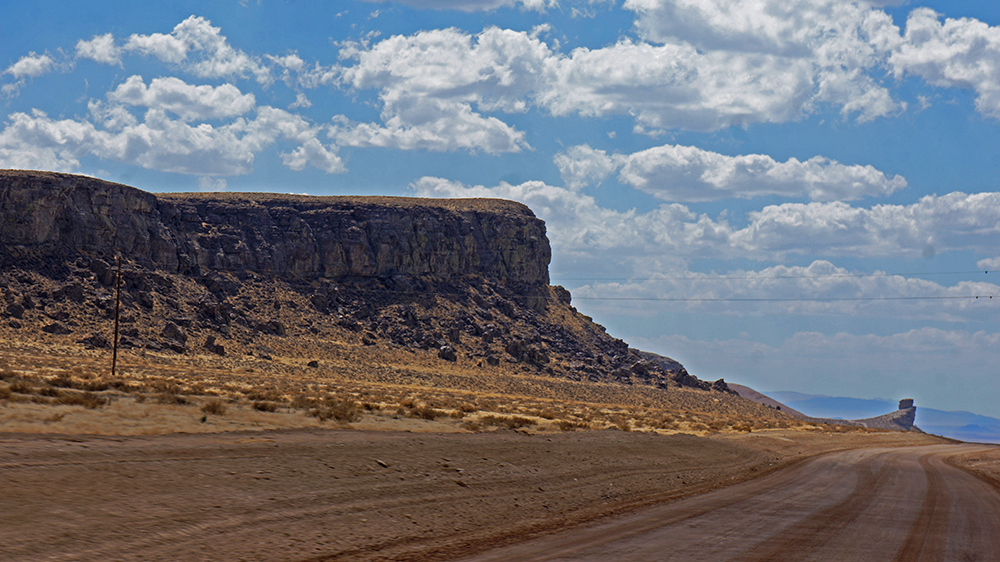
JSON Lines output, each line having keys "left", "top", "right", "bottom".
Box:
{"left": 478, "top": 414, "right": 537, "bottom": 430}
{"left": 55, "top": 391, "right": 107, "bottom": 409}
{"left": 307, "top": 396, "right": 359, "bottom": 423}
{"left": 252, "top": 401, "right": 279, "bottom": 413}
{"left": 557, "top": 419, "right": 591, "bottom": 431}
{"left": 201, "top": 399, "right": 227, "bottom": 416}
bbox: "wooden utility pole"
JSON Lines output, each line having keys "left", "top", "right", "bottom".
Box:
{"left": 111, "top": 256, "right": 122, "bottom": 378}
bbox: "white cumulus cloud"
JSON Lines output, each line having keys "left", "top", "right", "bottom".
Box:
{"left": 592, "top": 144, "right": 908, "bottom": 202}
{"left": 76, "top": 33, "right": 121, "bottom": 65}
{"left": 334, "top": 27, "right": 548, "bottom": 153}
{"left": 891, "top": 8, "right": 1000, "bottom": 119}
{"left": 412, "top": 176, "right": 1000, "bottom": 265}
{"left": 571, "top": 260, "right": 1000, "bottom": 324}
{"left": 554, "top": 145, "right": 617, "bottom": 190}
{"left": 124, "top": 15, "right": 271, "bottom": 84}
{"left": 0, "top": 103, "right": 344, "bottom": 177}
{"left": 280, "top": 137, "right": 345, "bottom": 174}
{"left": 107, "top": 76, "right": 256, "bottom": 122}
{"left": 554, "top": 142, "right": 908, "bottom": 201}
{"left": 4, "top": 52, "right": 55, "bottom": 79}
{"left": 357, "top": 0, "right": 557, "bottom": 12}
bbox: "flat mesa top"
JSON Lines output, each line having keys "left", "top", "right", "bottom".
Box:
{"left": 0, "top": 169, "right": 533, "bottom": 216}
{"left": 157, "top": 192, "right": 533, "bottom": 215}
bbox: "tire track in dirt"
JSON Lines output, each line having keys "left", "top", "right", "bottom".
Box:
{"left": 726, "top": 453, "right": 892, "bottom": 562}
{"left": 458, "top": 444, "right": 1000, "bottom": 562}
{"left": 893, "top": 453, "right": 948, "bottom": 562}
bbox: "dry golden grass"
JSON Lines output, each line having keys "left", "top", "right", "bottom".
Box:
{"left": 0, "top": 282, "right": 889, "bottom": 439}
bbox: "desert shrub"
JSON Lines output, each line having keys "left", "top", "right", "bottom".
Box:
{"left": 157, "top": 392, "right": 189, "bottom": 406}
{"left": 480, "top": 414, "right": 536, "bottom": 430}
{"left": 37, "top": 386, "right": 62, "bottom": 398}
{"left": 558, "top": 420, "right": 590, "bottom": 431}
{"left": 150, "top": 380, "right": 182, "bottom": 394}
{"left": 9, "top": 380, "right": 33, "bottom": 394}
{"left": 457, "top": 403, "right": 478, "bottom": 413}
{"left": 461, "top": 420, "right": 482, "bottom": 432}
{"left": 0, "top": 385, "right": 10, "bottom": 400}
{"left": 57, "top": 392, "right": 107, "bottom": 409}
{"left": 309, "top": 398, "right": 358, "bottom": 422}
{"left": 411, "top": 405, "right": 443, "bottom": 420}
{"left": 246, "top": 389, "right": 283, "bottom": 402}
{"left": 81, "top": 380, "right": 111, "bottom": 392}
{"left": 201, "top": 399, "right": 227, "bottom": 416}
{"left": 49, "top": 376, "right": 76, "bottom": 389}
{"left": 252, "top": 401, "right": 279, "bottom": 413}
{"left": 607, "top": 414, "right": 631, "bottom": 432}
{"left": 449, "top": 410, "right": 466, "bottom": 419}
{"left": 185, "top": 383, "right": 207, "bottom": 396}
{"left": 0, "top": 369, "right": 18, "bottom": 381}
{"left": 690, "top": 422, "right": 710, "bottom": 431}
{"left": 537, "top": 408, "right": 558, "bottom": 420}
{"left": 291, "top": 395, "right": 317, "bottom": 409}
{"left": 707, "top": 420, "right": 727, "bottom": 432}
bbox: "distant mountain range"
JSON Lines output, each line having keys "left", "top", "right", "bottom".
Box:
{"left": 768, "top": 392, "right": 1000, "bottom": 444}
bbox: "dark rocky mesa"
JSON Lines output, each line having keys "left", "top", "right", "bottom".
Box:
{"left": 0, "top": 169, "right": 720, "bottom": 392}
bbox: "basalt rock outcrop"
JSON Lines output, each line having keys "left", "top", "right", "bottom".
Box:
{"left": 731, "top": 385, "right": 921, "bottom": 432}
{"left": 0, "top": 170, "right": 720, "bottom": 392}
{"left": 0, "top": 170, "right": 549, "bottom": 286}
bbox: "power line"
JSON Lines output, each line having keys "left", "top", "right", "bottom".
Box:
{"left": 572, "top": 295, "right": 997, "bottom": 302}
{"left": 553, "top": 270, "right": 992, "bottom": 282}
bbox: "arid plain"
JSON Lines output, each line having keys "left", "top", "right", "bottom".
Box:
{"left": 2, "top": 171, "right": 999, "bottom": 561}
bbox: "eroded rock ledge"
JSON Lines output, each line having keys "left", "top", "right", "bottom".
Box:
{"left": 0, "top": 170, "right": 549, "bottom": 285}
{"left": 0, "top": 169, "right": 722, "bottom": 393}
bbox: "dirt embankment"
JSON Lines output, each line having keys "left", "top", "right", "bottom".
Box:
{"left": 947, "top": 445, "right": 1000, "bottom": 493}
{"left": 0, "top": 427, "right": 943, "bottom": 562}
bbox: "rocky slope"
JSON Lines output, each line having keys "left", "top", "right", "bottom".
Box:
{"left": 0, "top": 170, "right": 727, "bottom": 394}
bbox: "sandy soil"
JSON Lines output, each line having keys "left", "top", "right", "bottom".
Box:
{"left": 459, "top": 443, "right": 1000, "bottom": 561}
{"left": 947, "top": 444, "right": 1000, "bottom": 492}
{"left": 0, "top": 426, "right": 944, "bottom": 562}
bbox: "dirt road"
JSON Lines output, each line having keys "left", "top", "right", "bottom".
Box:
{"left": 0, "top": 429, "right": 964, "bottom": 561}
{"left": 459, "top": 444, "right": 1000, "bottom": 562}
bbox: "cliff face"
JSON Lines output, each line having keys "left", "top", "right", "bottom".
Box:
{"left": 0, "top": 170, "right": 549, "bottom": 286}
{"left": 1, "top": 169, "right": 714, "bottom": 392}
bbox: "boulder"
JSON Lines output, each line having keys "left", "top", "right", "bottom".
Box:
{"left": 203, "top": 336, "right": 226, "bottom": 356}
{"left": 438, "top": 345, "right": 458, "bottom": 362}
{"left": 162, "top": 322, "right": 187, "bottom": 344}
{"left": 79, "top": 332, "right": 110, "bottom": 349}
{"left": 42, "top": 322, "right": 72, "bottom": 335}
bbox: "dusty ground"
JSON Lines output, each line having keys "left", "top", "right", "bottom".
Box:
{"left": 0, "top": 427, "right": 945, "bottom": 562}
{"left": 458, "top": 443, "right": 1000, "bottom": 562}
{"left": 947, "top": 445, "right": 1000, "bottom": 492}
{"left": 0, "top": 323, "right": 969, "bottom": 561}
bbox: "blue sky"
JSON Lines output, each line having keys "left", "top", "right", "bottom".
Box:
{"left": 4, "top": 0, "right": 1000, "bottom": 417}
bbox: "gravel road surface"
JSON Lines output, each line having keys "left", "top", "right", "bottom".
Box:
{"left": 459, "top": 444, "right": 1000, "bottom": 562}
